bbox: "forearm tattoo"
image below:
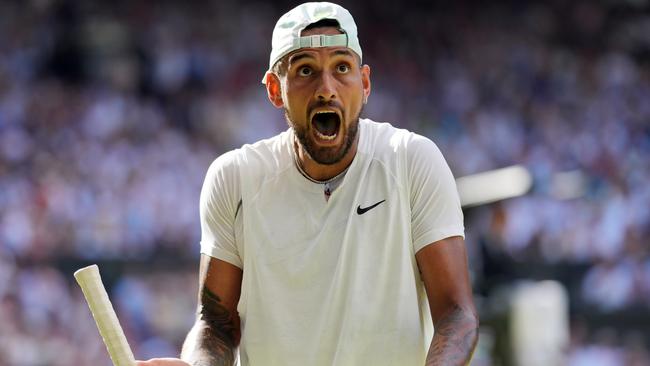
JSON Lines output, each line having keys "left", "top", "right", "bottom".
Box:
{"left": 425, "top": 304, "right": 479, "bottom": 366}
{"left": 192, "top": 286, "right": 239, "bottom": 366}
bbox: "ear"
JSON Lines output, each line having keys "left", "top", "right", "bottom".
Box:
{"left": 265, "top": 72, "right": 284, "bottom": 108}
{"left": 360, "top": 65, "right": 371, "bottom": 104}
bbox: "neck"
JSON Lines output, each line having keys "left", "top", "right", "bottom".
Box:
{"left": 294, "top": 133, "right": 359, "bottom": 181}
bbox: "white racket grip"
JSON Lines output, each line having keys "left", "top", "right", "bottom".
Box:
{"left": 74, "top": 264, "right": 136, "bottom": 366}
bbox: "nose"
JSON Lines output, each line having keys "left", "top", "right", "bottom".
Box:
{"left": 315, "top": 71, "right": 337, "bottom": 102}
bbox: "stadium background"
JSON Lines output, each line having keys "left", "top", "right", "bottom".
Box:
{"left": 0, "top": 0, "right": 648, "bottom": 364}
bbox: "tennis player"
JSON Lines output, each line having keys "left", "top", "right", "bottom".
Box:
{"left": 137, "top": 2, "right": 478, "bottom": 365}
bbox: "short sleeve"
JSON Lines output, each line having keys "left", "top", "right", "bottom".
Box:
{"left": 408, "top": 134, "right": 465, "bottom": 253}
{"left": 199, "top": 150, "right": 243, "bottom": 268}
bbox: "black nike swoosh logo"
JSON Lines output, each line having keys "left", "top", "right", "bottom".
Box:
{"left": 357, "top": 199, "right": 386, "bottom": 215}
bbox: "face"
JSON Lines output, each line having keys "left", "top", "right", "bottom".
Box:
{"left": 267, "top": 27, "right": 371, "bottom": 165}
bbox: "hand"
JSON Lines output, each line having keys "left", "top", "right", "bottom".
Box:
{"left": 136, "top": 358, "right": 191, "bottom": 366}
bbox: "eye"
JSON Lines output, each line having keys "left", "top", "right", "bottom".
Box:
{"left": 298, "top": 66, "right": 313, "bottom": 76}
{"left": 337, "top": 63, "right": 350, "bottom": 73}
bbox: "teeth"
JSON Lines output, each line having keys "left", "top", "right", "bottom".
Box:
{"left": 314, "top": 129, "right": 337, "bottom": 141}
{"left": 314, "top": 110, "right": 338, "bottom": 118}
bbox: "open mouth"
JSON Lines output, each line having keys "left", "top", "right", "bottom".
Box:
{"left": 311, "top": 111, "right": 341, "bottom": 141}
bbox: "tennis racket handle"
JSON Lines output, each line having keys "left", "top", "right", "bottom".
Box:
{"left": 75, "top": 264, "right": 136, "bottom": 366}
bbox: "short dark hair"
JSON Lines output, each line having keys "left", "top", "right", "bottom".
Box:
{"left": 303, "top": 18, "right": 341, "bottom": 32}
{"left": 271, "top": 19, "right": 343, "bottom": 76}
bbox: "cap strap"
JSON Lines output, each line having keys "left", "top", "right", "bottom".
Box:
{"left": 296, "top": 34, "right": 348, "bottom": 49}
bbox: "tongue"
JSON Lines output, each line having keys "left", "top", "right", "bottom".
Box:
{"left": 313, "top": 114, "right": 339, "bottom": 136}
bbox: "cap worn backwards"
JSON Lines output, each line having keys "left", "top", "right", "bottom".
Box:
{"left": 262, "top": 2, "right": 363, "bottom": 84}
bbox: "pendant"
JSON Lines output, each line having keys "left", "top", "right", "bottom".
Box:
{"left": 324, "top": 183, "right": 332, "bottom": 201}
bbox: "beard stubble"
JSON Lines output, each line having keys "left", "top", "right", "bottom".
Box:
{"left": 285, "top": 106, "right": 361, "bottom": 166}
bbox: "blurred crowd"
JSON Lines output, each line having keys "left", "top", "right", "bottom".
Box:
{"left": 0, "top": 0, "right": 648, "bottom": 365}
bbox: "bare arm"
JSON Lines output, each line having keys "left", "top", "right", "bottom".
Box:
{"left": 416, "top": 236, "right": 479, "bottom": 366}
{"left": 180, "top": 254, "right": 243, "bottom": 366}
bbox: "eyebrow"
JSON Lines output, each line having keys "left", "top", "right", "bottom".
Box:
{"left": 288, "top": 52, "right": 316, "bottom": 65}
{"left": 331, "top": 49, "right": 354, "bottom": 58}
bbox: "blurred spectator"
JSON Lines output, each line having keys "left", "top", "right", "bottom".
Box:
{"left": 567, "top": 328, "right": 625, "bottom": 366}
{"left": 0, "top": 0, "right": 649, "bottom": 364}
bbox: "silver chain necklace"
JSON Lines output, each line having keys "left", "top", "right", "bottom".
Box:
{"left": 293, "top": 147, "right": 349, "bottom": 185}
{"left": 293, "top": 141, "right": 349, "bottom": 199}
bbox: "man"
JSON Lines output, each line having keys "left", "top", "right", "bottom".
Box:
{"left": 137, "top": 2, "right": 478, "bottom": 365}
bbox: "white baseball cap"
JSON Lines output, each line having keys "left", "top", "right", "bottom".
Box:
{"left": 262, "top": 2, "right": 363, "bottom": 84}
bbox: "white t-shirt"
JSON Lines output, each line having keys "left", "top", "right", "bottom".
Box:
{"left": 200, "top": 118, "right": 464, "bottom": 366}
